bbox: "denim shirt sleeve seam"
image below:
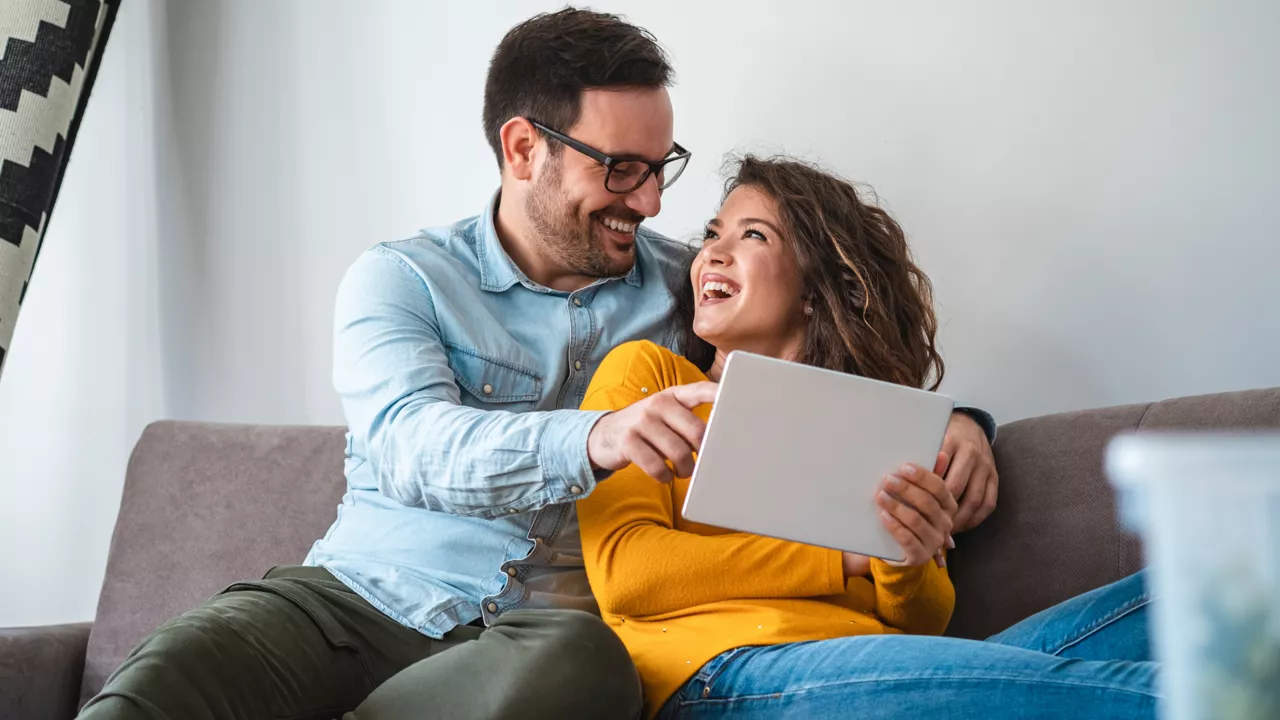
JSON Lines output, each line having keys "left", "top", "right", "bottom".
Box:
{"left": 369, "top": 245, "right": 441, "bottom": 321}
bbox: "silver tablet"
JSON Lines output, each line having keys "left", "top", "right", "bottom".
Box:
{"left": 681, "top": 351, "right": 954, "bottom": 562}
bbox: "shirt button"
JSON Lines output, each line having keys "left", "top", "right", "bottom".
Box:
{"left": 569, "top": 485, "right": 583, "bottom": 495}
{"left": 482, "top": 383, "right": 494, "bottom": 395}
{"left": 574, "top": 360, "right": 583, "bottom": 371}
{"left": 506, "top": 507, "right": 518, "bottom": 514}
{"left": 486, "top": 602, "right": 498, "bottom": 613}
{"left": 505, "top": 567, "right": 517, "bottom": 577}
{"left": 573, "top": 297, "right": 583, "bottom": 307}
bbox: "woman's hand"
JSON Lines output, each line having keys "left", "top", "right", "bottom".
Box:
{"left": 876, "top": 454, "right": 958, "bottom": 567}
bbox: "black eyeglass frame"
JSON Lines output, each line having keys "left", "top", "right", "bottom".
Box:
{"left": 528, "top": 119, "right": 691, "bottom": 194}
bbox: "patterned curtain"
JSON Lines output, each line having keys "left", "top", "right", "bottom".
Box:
{"left": 0, "top": 0, "right": 120, "bottom": 378}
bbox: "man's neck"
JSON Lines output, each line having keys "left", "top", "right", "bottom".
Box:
{"left": 494, "top": 192, "right": 597, "bottom": 293}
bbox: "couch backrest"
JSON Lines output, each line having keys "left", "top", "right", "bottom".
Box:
{"left": 82, "top": 388, "right": 1280, "bottom": 700}
{"left": 946, "top": 387, "right": 1280, "bottom": 640}
{"left": 81, "top": 422, "right": 347, "bottom": 702}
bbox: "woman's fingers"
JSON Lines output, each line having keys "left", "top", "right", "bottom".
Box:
{"left": 897, "top": 464, "right": 958, "bottom": 519}
{"left": 884, "top": 476, "right": 944, "bottom": 528}
{"left": 879, "top": 465, "right": 959, "bottom": 566}
{"left": 884, "top": 469, "right": 954, "bottom": 536}
{"left": 877, "top": 489, "right": 945, "bottom": 564}
{"left": 878, "top": 507, "right": 927, "bottom": 565}
{"left": 933, "top": 533, "right": 955, "bottom": 569}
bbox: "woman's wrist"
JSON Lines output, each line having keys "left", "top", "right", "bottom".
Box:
{"left": 842, "top": 552, "right": 871, "bottom": 579}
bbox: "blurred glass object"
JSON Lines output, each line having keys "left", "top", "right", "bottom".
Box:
{"left": 1108, "top": 433, "right": 1280, "bottom": 720}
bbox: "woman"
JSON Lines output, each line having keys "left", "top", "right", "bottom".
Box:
{"left": 577, "top": 155, "right": 1156, "bottom": 719}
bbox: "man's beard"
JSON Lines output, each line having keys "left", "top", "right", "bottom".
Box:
{"left": 525, "top": 157, "right": 637, "bottom": 279}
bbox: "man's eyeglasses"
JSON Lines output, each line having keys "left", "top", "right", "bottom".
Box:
{"left": 529, "top": 120, "right": 691, "bottom": 194}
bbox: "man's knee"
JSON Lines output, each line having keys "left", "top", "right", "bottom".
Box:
{"left": 79, "top": 607, "right": 240, "bottom": 720}
{"left": 501, "top": 610, "right": 642, "bottom": 719}
{"left": 81, "top": 590, "right": 311, "bottom": 720}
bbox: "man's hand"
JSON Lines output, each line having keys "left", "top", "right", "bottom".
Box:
{"left": 587, "top": 382, "right": 718, "bottom": 483}
{"left": 941, "top": 412, "right": 998, "bottom": 533}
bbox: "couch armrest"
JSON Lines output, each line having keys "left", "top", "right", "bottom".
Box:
{"left": 0, "top": 623, "right": 91, "bottom": 720}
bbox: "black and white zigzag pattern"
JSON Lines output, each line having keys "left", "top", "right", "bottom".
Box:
{"left": 0, "top": 0, "right": 119, "bottom": 374}
{"left": 0, "top": 2, "right": 100, "bottom": 247}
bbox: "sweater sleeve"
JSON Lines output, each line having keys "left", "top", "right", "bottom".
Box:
{"left": 576, "top": 342, "right": 847, "bottom": 618}
{"left": 867, "top": 557, "right": 955, "bottom": 635}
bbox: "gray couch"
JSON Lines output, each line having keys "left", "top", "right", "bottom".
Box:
{"left": 4, "top": 388, "right": 1280, "bottom": 719}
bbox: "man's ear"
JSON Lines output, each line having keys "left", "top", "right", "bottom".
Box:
{"left": 500, "top": 117, "right": 539, "bottom": 182}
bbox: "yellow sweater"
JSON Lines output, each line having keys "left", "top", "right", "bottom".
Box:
{"left": 577, "top": 340, "right": 955, "bottom": 715}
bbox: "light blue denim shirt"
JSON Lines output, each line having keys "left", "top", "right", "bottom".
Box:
{"left": 305, "top": 192, "right": 695, "bottom": 637}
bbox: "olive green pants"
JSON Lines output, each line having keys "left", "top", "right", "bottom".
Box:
{"left": 78, "top": 566, "right": 641, "bottom": 720}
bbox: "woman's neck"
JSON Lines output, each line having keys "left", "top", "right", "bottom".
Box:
{"left": 707, "top": 334, "right": 804, "bottom": 383}
{"left": 707, "top": 352, "right": 727, "bottom": 382}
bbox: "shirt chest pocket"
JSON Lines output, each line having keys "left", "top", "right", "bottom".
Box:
{"left": 446, "top": 345, "right": 543, "bottom": 409}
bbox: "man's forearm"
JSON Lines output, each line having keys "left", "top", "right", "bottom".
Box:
{"left": 364, "top": 399, "right": 607, "bottom": 518}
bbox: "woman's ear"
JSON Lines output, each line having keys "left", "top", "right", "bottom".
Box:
{"left": 801, "top": 290, "right": 816, "bottom": 317}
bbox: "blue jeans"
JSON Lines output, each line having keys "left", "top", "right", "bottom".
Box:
{"left": 658, "top": 572, "right": 1157, "bottom": 719}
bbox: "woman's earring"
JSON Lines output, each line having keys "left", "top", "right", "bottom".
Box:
{"left": 804, "top": 304, "right": 814, "bottom": 317}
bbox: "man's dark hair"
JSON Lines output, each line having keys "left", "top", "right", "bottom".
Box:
{"left": 482, "top": 7, "right": 674, "bottom": 169}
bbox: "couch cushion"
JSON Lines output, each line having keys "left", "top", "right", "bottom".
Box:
{"left": 84, "top": 389, "right": 1280, "bottom": 697}
{"left": 81, "top": 422, "right": 346, "bottom": 702}
{"left": 947, "top": 387, "right": 1280, "bottom": 640}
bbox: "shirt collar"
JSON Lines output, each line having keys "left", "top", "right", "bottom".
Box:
{"left": 477, "top": 190, "right": 522, "bottom": 293}
{"left": 477, "top": 189, "right": 644, "bottom": 293}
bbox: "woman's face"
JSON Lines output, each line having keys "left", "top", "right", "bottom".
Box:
{"left": 690, "top": 185, "right": 807, "bottom": 360}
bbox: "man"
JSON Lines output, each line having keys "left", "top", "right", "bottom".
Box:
{"left": 80, "top": 8, "right": 997, "bottom": 720}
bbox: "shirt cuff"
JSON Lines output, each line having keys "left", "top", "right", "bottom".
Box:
{"left": 953, "top": 406, "right": 997, "bottom": 444}
{"left": 540, "top": 409, "right": 611, "bottom": 500}
{"left": 825, "top": 549, "right": 849, "bottom": 594}
{"left": 868, "top": 557, "right": 932, "bottom": 593}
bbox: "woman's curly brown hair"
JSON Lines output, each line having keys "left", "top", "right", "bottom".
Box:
{"left": 674, "top": 154, "right": 945, "bottom": 390}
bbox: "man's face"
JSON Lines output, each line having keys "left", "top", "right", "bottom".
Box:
{"left": 525, "top": 87, "right": 675, "bottom": 278}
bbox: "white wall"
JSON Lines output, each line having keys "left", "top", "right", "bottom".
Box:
{"left": 0, "top": 0, "right": 167, "bottom": 626}
{"left": 172, "top": 0, "right": 1280, "bottom": 426}
{"left": 2, "top": 0, "right": 1278, "bottom": 625}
